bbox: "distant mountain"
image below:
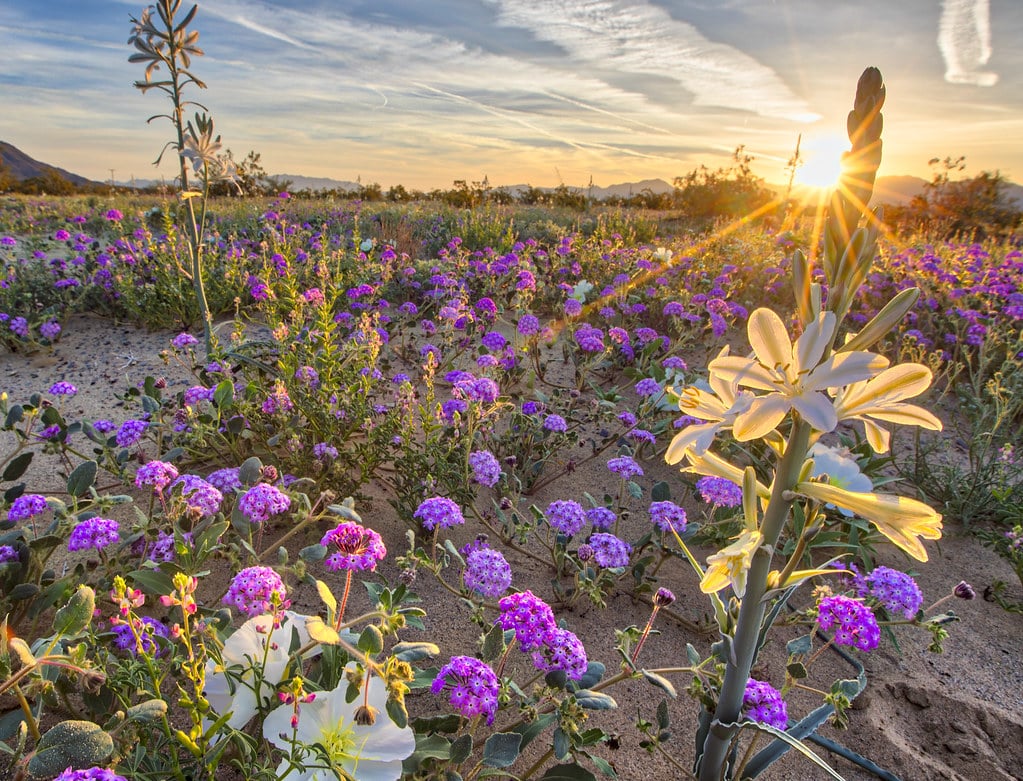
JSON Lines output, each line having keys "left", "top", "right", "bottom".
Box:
{"left": 271, "top": 174, "right": 362, "bottom": 192}
{"left": 0, "top": 140, "right": 99, "bottom": 187}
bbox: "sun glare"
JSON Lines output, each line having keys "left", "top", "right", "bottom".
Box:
{"left": 795, "top": 134, "right": 849, "bottom": 190}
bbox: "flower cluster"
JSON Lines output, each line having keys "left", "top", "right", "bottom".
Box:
{"left": 68, "top": 517, "right": 120, "bottom": 552}
{"left": 587, "top": 533, "right": 632, "bottom": 568}
{"left": 223, "top": 566, "right": 288, "bottom": 617}
{"left": 463, "top": 547, "right": 513, "bottom": 598}
{"left": 432, "top": 656, "right": 501, "bottom": 724}
{"left": 115, "top": 419, "right": 148, "bottom": 448}
{"left": 861, "top": 566, "right": 923, "bottom": 619}
{"left": 607, "top": 455, "right": 643, "bottom": 479}
{"left": 816, "top": 595, "right": 881, "bottom": 651}
{"left": 531, "top": 626, "right": 588, "bottom": 680}
{"left": 649, "top": 500, "right": 687, "bottom": 533}
{"left": 742, "top": 679, "right": 788, "bottom": 730}
{"left": 496, "top": 590, "right": 557, "bottom": 651}
{"left": 696, "top": 476, "right": 743, "bottom": 508}
{"left": 469, "top": 449, "right": 502, "bottom": 487}
{"left": 320, "top": 522, "right": 387, "bottom": 571}
{"left": 135, "top": 460, "right": 179, "bottom": 492}
{"left": 414, "top": 496, "right": 464, "bottom": 530}
{"left": 545, "top": 499, "right": 586, "bottom": 536}
{"left": 173, "top": 474, "right": 223, "bottom": 517}
{"left": 7, "top": 493, "right": 48, "bottom": 522}
{"left": 586, "top": 506, "right": 616, "bottom": 530}
{"left": 54, "top": 769, "right": 128, "bottom": 781}
{"left": 111, "top": 615, "right": 170, "bottom": 656}
{"left": 237, "top": 483, "right": 291, "bottom": 524}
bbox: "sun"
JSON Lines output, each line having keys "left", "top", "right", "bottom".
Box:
{"left": 794, "top": 133, "right": 849, "bottom": 190}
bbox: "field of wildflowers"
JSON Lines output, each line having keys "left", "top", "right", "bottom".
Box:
{"left": 2, "top": 6, "right": 1023, "bottom": 779}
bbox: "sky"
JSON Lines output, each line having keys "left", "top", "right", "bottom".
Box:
{"left": 2, "top": 0, "right": 1022, "bottom": 191}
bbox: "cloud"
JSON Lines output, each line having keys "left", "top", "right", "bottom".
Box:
{"left": 485, "top": 0, "right": 820, "bottom": 121}
{"left": 938, "top": 0, "right": 998, "bottom": 86}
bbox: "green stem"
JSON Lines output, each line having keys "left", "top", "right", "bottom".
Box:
{"left": 696, "top": 419, "right": 810, "bottom": 781}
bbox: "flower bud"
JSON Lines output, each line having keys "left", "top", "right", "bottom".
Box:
{"left": 953, "top": 581, "right": 976, "bottom": 600}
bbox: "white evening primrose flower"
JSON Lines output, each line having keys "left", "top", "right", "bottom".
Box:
{"left": 710, "top": 308, "right": 888, "bottom": 440}
{"left": 204, "top": 612, "right": 321, "bottom": 731}
{"left": 833, "top": 363, "right": 943, "bottom": 453}
{"left": 796, "top": 480, "right": 942, "bottom": 561}
{"left": 263, "top": 664, "right": 416, "bottom": 781}
{"left": 700, "top": 529, "right": 763, "bottom": 597}
{"left": 808, "top": 443, "right": 873, "bottom": 517}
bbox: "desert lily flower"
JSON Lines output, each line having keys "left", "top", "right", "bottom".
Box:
{"left": 710, "top": 308, "right": 888, "bottom": 441}
{"left": 833, "top": 363, "right": 943, "bottom": 453}
{"left": 666, "top": 348, "right": 756, "bottom": 461}
{"left": 700, "top": 529, "right": 763, "bottom": 597}
{"left": 796, "top": 480, "right": 942, "bottom": 561}
{"left": 263, "top": 664, "right": 416, "bottom": 781}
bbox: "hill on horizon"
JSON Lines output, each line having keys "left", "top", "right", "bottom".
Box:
{"left": 0, "top": 140, "right": 100, "bottom": 187}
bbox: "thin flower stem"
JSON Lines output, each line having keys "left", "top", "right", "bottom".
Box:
{"left": 335, "top": 570, "right": 353, "bottom": 631}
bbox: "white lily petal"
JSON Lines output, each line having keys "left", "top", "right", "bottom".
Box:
{"left": 795, "top": 311, "right": 836, "bottom": 377}
{"left": 806, "top": 351, "right": 888, "bottom": 391}
{"left": 709, "top": 355, "right": 779, "bottom": 391}
{"left": 747, "top": 308, "right": 792, "bottom": 372}
{"left": 790, "top": 390, "right": 839, "bottom": 433}
{"left": 732, "top": 394, "right": 790, "bottom": 441}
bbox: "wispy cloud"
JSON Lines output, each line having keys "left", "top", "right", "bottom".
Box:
{"left": 938, "top": 0, "right": 998, "bottom": 86}
{"left": 486, "top": 0, "right": 820, "bottom": 122}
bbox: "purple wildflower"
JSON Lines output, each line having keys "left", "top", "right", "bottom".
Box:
{"left": 135, "top": 461, "right": 179, "bottom": 492}
{"left": 8, "top": 494, "right": 48, "bottom": 522}
{"left": 55, "top": 768, "right": 128, "bottom": 781}
{"left": 0, "top": 545, "right": 19, "bottom": 563}
{"left": 173, "top": 475, "right": 223, "bottom": 517}
{"left": 531, "top": 627, "right": 588, "bottom": 680}
{"left": 313, "top": 442, "right": 338, "bottom": 461}
{"left": 172, "top": 332, "right": 198, "bottom": 350}
{"left": 586, "top": 506, "right": 617, "bottom": 530}
{"left": 574, "top": 324, "right": 605, "bottom": 353}
{"left": 39, "top": 321, "right": 61, "bottom": 340}
{"left": 588, "top": 533, "right": 632, "bottom": 568}
{"left": 743, "top": 679, "right": 788, "bottom": 730}
{"left": 414, "top": 496, "right": 465, "bottom": 530}
{"left": 481, "top": 330, "right": 508, "bottom": 351}
{"left": 223, "top": 566, "right": 288, "bottom": 617}
{"left": 564, "top": 298, "right": 583, "bottom": 317}
{"left": 48, "top": 381, "right": 78, "bottom": 396}
{"left": 862, "top": 566, "right": 923, "bottom": 620}
{"left": 696, "top": 476, "right": 743, "bottom": 508}
{"left": 649, "top": 501, "right": 687, "bottom": 533}
{"left": 206, "top": 467, "right": 241, "bottom": 493}
{"left": 111, "top": 615, "right": 170, "bottom": 656}
{"left": 816, "top": 595, "right": 880, "bottom": 651}
{"left": 238, "top": 483, "right": 291, "bottom": 524}
{"left": 469, "top": 450, "right": 502, "bottom": 487}
{"left": 517, "top": 314, "right": 540, "bottom": 336}
{"left": 431, "top": 656, "right": 501, "bottom": 724}
{"left": 463, "top": 548, "right": 513, "bottom": 598}
{"left": 545, "top": 500, "right": 586, "bottom": 536}
{"left": 543, "top": 414, "right": 568, "bottom": 433}
{"left": 115, "top": 419, "right": 148, "bottom": 448}
{"left": 320, "top": 522, "right": 387, "bottom": 571}
{"left": 635, "top": 378, "right": 662, "bottom": 397}
{"left": 497, "top": 590, "right": 557, "bottom": 650}
{"left": 105, "top": 209, "right": 124, "bottom": 221}
{"left": 607, "top": 455, "right": 643, "bottom": 479}
{"left": 68, "top": 517, "right": 120, "bottom": 552}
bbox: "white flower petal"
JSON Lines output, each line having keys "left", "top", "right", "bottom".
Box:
{"left": 747, "top": 308, "right": 792, "bottom": 372}
{"left": 795, "top": 311, "right": 836, "bottom": 376}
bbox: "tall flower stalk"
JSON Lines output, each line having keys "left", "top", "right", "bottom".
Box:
{"left": 665, "top": 68, "right": 945, "bottom": 780}
{"left": 129, "top": 0, "right": 229, "bottom": 355}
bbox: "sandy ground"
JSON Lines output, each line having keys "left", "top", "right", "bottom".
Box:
{"left": 2, "top": 314, "right": 1022, "bottom": 781}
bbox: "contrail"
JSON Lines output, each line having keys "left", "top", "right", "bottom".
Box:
{"left": 938, "top": 0, "right": 998, "bottom": 86}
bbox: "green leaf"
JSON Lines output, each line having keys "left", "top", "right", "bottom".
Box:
{"left": 641, "top": 670, "right": 677, "bottom": 698}
{"left": 3, "top": 404, "right": 24, "bottom": 428}
{"left": 483, "top": 732, "right": 522, "bottom": 768}
{"left": 481, "top": 624, "right": 507, "bottom": 662}
{"left": 304, "top": 616, "right": 341, "bottom": 646}
{"left": 386, "top": 696, "right": 408, "bottom": 729}
{"left": 787, "top": 662, "right": 808, "bottom": 680}
{"left": 327, "top": 501, "right": 363, "bottom": 523}
{"left": 573, "top": 661, "right": 606, "bottom": 690}
{"left": 573, "top": 689, "right": 618, "bottom": 710}
{"left": 539, "top": 764, "right": 598, "bottom": 781}
{"left": 52, "top": 585, "right": 95, "bottom": 638}
{"left": 786, "top": 634, "right": 813, "bottom": 657}
{"left": 686, "top": 643, "right": 701, "bottom": 666}
{"left": 238, "top": 456, "right": 263, "bottom": 485}
{"left": 450, "top": 734, "right": 473, "bottom": 764}
{"left": 656, "top": 699, "right": 670, "bottom": 730}
{"left": 66, "top": 461, "right": 97, "bottom": 498}
{"left": 409, "top": 733, "right": 451, "bottom": 761}
{"left": 626, "top": 480, "right": 643, "bottom": 499}
{"left": 392, "top": 641, "right": 440, "bottom": 662}
{"left": 6, "top": 583, "right": 40, "bottom": 602}
{"left": 316, "top": 579, "right": 337, "bottom": 615}
{"left": 27, "top": 720, "right": 114, "bottom": 778}
{"left": 213, "top": 379, "right": 234, "bottom": 408}
{"left": 2, "top": 452, "right": 32, "bottom": 482}
{"left": 358, "top": 625, "right": 384, "bottom": 654}
{"left": 650, "top": 481, "right": 672, "bottom": 503}
{"left": 515, "top": 712, "right": 557, "bottom": 750}
{"left": 553, "top": 727, "right": 570, "bottom": 760}
{"left": 128, "top": 568, "right": 176, "bottom": 596}
{"left": 411, "top": 714, "right": 462, "bottom": 733}
{"left": 741, "top": 721, "right": 849, "bottom": 780}
{"left": 125, "top": 699, "right": 168, "bottom": 724}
